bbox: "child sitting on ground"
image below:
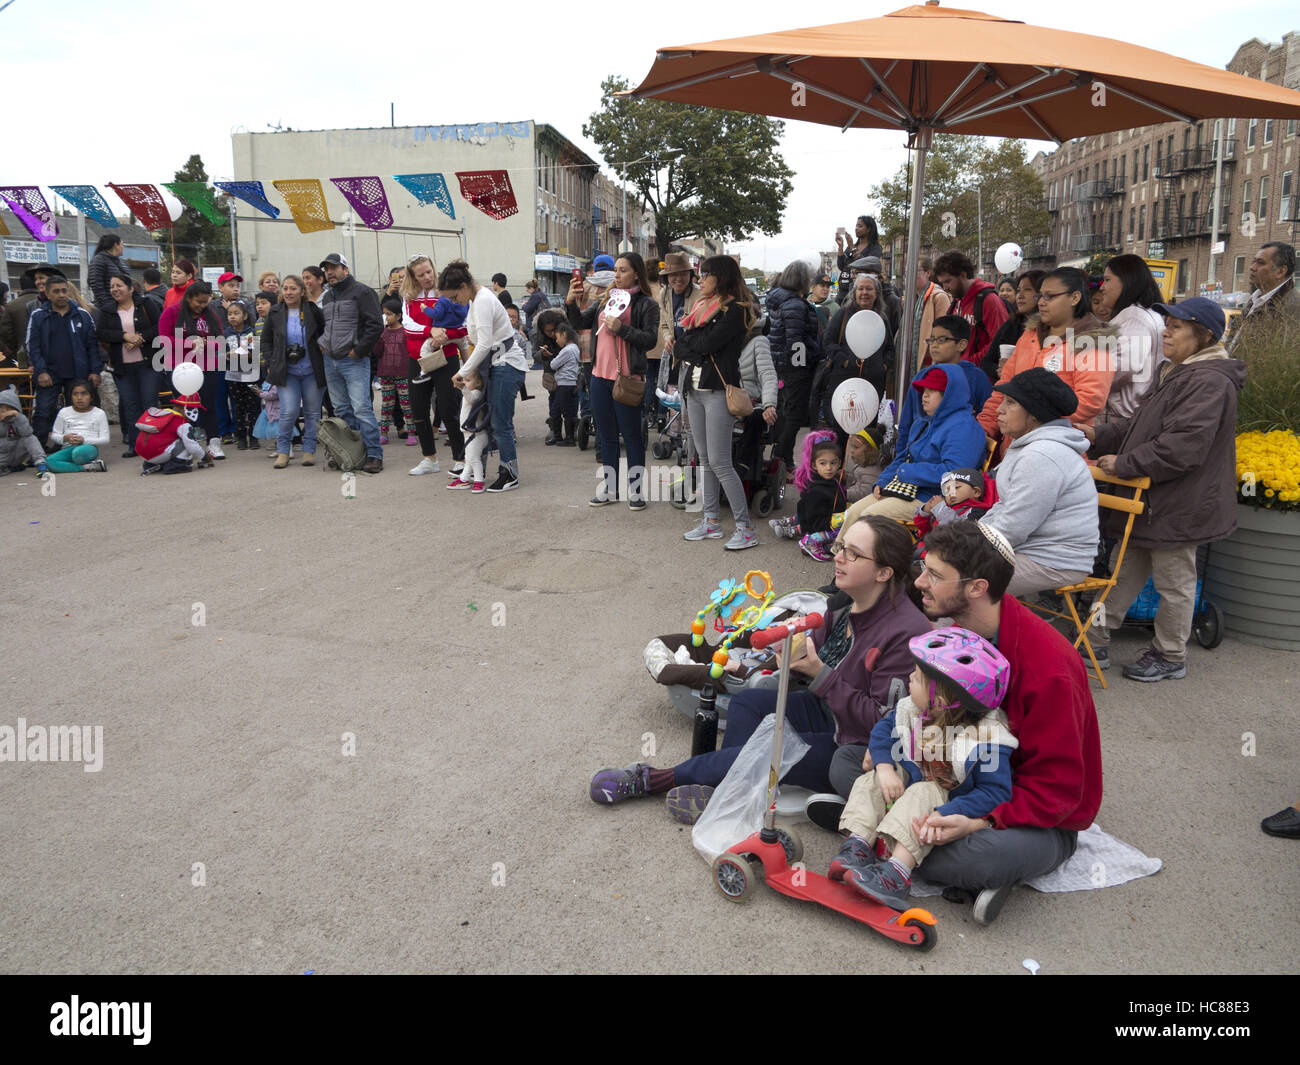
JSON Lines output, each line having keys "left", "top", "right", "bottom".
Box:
{"left": 0, "top": 386, "right": 49, "bottom": 475}
{"left": 769, "top": 430, "right": 847, "bottom": 562}
{"left": 828, "top": 626, "right": 1018, "bottom": 910}
{"left": 446, "top": 367, "right": 488, "bottom": 492}
{"left": 375, "top": 297, "right": 412, "bottom": 446}
{"left": 136, "top": 393, "right": 211, "bottom": 474}
{"left": 224, "top": 302, "right": 261, "bottom": 450}
{"left": 548, "top": 322, "right": 581, "bottom": 447}
{"left": 844, "top": 427, "right": 883, "bottom": 503}
{"left": 913, "top": 467, "right": 998, "bottom": 540}
{"left": 46, "top": 380, "right": 110, "bottom": 472}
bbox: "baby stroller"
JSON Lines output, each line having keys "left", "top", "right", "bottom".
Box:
{"left": 1122, "top": 544, "right": 1224, "bottom": 649}
{"left": 650, "top": 356, "right": 687, "bottom": 463}
{"left": 575, "top": 361, "right": 596, "bottom": 451}
{"left": 727, "top": 414, "right": 787, "bottom": 518}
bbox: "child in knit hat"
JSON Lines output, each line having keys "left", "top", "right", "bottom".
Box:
{"left": 0, "top": 386, "right": 48, "bottom": 475}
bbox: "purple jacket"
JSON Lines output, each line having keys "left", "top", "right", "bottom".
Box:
{"left": 807, "top": 590, "right": 932, "bottom": 746}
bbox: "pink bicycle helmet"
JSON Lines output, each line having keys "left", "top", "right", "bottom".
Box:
{"left": 908, "top": 626, "right": 1010, "bottom": 712}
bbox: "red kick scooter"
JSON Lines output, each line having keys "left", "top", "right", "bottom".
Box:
{"left": 709, "top": 613, "right": 938, "bottom": 951}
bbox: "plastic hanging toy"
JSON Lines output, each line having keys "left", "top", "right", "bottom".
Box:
{"left": 691, "top": 570, "right": 778, "bottom": 679}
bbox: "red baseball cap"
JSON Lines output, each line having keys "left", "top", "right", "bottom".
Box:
{"left": 218, "top": 272, "right": 242, "bottom": 284}
{"left": 911, "top": 367, "right": 949, "bottom": 393}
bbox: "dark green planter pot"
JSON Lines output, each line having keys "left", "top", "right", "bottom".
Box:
{"left": 1205, "top": 504, "right": 1300, "bottom": 650}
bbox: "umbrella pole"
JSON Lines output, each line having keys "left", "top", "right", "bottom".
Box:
{"left": 896, "top": 126, "right": 932, "bottom": 404}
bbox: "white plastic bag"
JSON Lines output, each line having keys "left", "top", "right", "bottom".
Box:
{"left": 691, "top": 715, "right": 810, "bottom": 863}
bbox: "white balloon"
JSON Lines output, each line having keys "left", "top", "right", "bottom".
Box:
{"left": 831, "top": 378, "right": 880, "bottom": 435}
{"left": 172, "top": 362, "right": 204, "bottom": 397}
{"left": 994, "top": 242, "right": 1023, "bottom": 275}
{"left": 845, "top": 309, "right": 886, "bottom": 360}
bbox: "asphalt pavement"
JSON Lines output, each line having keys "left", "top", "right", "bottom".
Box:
{"left": 2, "top": 376, "right": 1296, "bottom": 974}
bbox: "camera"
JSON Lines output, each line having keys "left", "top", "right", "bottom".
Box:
{"left": 286, "top": 343, "right": 306, "bottom": 362}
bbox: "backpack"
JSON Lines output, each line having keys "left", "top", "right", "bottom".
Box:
{"left": 316, "top": 416, "right": 367, "bottom": 472}
{"left": 134, "top": 408, "right": 183, "bottom": 462}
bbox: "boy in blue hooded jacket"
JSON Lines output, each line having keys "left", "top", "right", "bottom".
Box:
{"left": 840, "top": 362, "right": 987, "bottom": 523}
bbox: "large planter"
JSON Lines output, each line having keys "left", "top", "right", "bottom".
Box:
{"left": 1205, "top": 503, "right": 1300, "bottom": 650}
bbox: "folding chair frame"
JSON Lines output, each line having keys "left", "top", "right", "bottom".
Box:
{"left": 1028, "top": 466, "right": 1150, "bottom": 688}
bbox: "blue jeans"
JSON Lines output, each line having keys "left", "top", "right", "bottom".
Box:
{"left": 114, "top": 362, "right": 162, "bottom": 449}
{"left": 277, "top": 372, "right": 324, "bottom": 456}
{"left": 324, "top": 354, "right": 382, "bottom": 458}
{"left": 487, "top": 362, "right": 524, "bottom": 476}
{"left": 216, "top": 375, "right": 235, "bottom": 435}
{"left": 590, "top": 373, "right": 646, "bottom": 502}
{"left": 671, "top": 689, "right": 839, "bottom": 791}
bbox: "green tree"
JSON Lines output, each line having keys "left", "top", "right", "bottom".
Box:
{"left": 584, "top": 76, "right": 794, "bottom": 252}
{"left": 871, "top": 135, "right": 1049, "bottom": 273}
{"left": 156, "top": 155, "right": 231, "bottom": 269}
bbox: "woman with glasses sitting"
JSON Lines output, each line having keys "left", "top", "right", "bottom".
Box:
{"left": 977, "top": 266, "right": 1118, "bottom": 446}
{"left": 588, "top": 515, "right": 930, "bottom": 824}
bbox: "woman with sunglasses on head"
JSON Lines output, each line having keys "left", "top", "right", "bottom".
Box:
{"left": 675, "top": 255, "right": 760, "bottom": 548}
{"left": 589, "top": 515, "right": 930, "bottom": 824}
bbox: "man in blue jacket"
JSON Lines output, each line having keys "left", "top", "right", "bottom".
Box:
{"left": 26, "top": 275, "right": 102, "bottom": 443}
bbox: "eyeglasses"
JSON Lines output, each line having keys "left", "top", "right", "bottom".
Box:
{"left": 832, "top": 541, "right": 877, "bottom": 564}
{"left": 925, "top": 335, "right": 955, "bottom": 345}
{"left": 919, "top": 566, "right": 979, "bottom": 586}
{"left": 1038, "top": 289, "right": 1071, "bottom": 303}
{"left": 698, "top": 271, "right": 712, "bottom": 279}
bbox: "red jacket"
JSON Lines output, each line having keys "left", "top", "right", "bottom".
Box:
{"left": 987, "top": 595, "right": 1102, "bottom": 831}
{"left": 955, "top": 279, "right": 1010, "bottom": 368}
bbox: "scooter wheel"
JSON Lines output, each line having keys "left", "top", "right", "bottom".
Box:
{"left": 712, "top": 853, "right": 759, "bottom": 902}
{"left": 774, "top": 827, "right": 803, "bottom": 864}
{"left": 899, "top": 914, "right": 938, "bottom": 952}
{"left": 752, "top": 489, "right": 774, "bottom": 517}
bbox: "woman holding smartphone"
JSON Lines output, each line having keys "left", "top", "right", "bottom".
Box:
{"left": 565, "top": 253, "right": 660, "bottom": 509}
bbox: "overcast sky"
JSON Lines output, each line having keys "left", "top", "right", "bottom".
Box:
{"left": 8, "top": 0, "right": 1297, "bottom": 270}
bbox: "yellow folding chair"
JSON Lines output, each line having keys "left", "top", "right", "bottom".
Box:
{"left": 0, "top": 367, "right": 35, "bottom": 417}
{"left": 1029, "top": 466, "right": 1150, "bottom": 688}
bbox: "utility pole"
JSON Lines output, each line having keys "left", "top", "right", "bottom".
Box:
{"left": 1208, "top": 118, "right": 1225, "bottom": 284}
{"left": 976, "top": 186, "right": 983, "bottom": 278}
{"left": 228, "top": 200, "right": 239, "bottom": 274}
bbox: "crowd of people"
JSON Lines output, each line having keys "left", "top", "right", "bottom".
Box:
{"left": 3, "top": 226, "right": 1297, "bottom": 888}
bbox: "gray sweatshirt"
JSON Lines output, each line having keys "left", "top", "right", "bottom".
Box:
{"left": 982, "top": 419, "right": 1098, "bottom": 572}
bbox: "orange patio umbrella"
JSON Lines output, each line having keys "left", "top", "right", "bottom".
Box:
{"left": 630, "top": 0, "right": 1300, "bottom": 396}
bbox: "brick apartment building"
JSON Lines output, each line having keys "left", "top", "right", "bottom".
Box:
{"left": 1030, "top": 31, "right": 1300, "bottom": 297}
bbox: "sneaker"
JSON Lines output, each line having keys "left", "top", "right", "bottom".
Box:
{"left": 844, "top": 861, "right": 911, "bottom": 909}
{"left": 665, "top": 784, "right": 714, "bottom": 825}
{"left": 1121, "top": 647, "right": 1186, "bottom": 682}
{"left": 80, "top": 459, "right": 107, "bottom": 472}
{"left": 684, "top": 518, "right": 723, "bottom": 541}
{"left": 590, "top": 763, "right": 652, "bottom": 805}
{"left": 446, "top": 476, "right": 473, "bottom": 490}
{"left": 486, "top": 469, "right": 518, "bottom": 492}
{"left": 362, "top": 456, "right": 384, "bottom": 474}
{"left": 799, "top": 536, "right": 833, "bottom": 562}
{"left": 409, "top": 457, "right": 440, "bottom": 476}
{"left": 628, "top": 499, "right": 647, "bottom": 512}
{"left": 451, "top": 462, "right": 465, "bottom": 475}
{"left": 471, "top": 480, "right": 486, "bottom": 494}
{"left": 589, "top": 494, "right": 617, "bottom": 507}
{"left": 972, "top": 884, "right": 1014, "bottom": 926}
{"left": 805, "top": 793, "right": 848, "bottom": 833}
{"left": 769, "top": 517, "right": 799, "bottom": 540}
{"left": 1079, "top": 645, "right": 1110, "bottom": 670}
{"left": 828, "top": 835, "right": 876, "bottom": 881}
{"left": 406, "top": 433, "right": 418, "bottom": 446}
{"left": 379, "top": 434, "right": 389, "bottom": 445}
{"left": 36, "top": 462, "right": 49, "bottom": 476}
{"left": 207, "top": 440, "right": 226, "bottom": 460}
{"left": 725, "top": 525, "right": 759, "bottom": 551}
{"left": 221, "top": 433, "right": 236, "bottom": 445}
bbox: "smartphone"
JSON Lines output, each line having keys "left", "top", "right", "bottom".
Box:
{"left": 572, "top": 268, "right": 582, "bottom": 284}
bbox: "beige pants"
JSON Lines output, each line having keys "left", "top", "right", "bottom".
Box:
{"left": 841, "top": 493, "right": 920, "bottom": 527}
{"left": 1092, "top": 543, "right": 1197, "bottom": 660}
{"left": 1007, "top": 555, "right": 1090, "bottom": 598}
{"left": 838, "top": 768, "right": 949, "bottom": 864}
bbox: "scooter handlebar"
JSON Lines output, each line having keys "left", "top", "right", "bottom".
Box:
{"left": 751, "top": 612, "right": 824, "bottom": 650}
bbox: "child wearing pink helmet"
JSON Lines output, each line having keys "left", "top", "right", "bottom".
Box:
{"left": 827, "top": 626, "right": 1019, "bottom": 910}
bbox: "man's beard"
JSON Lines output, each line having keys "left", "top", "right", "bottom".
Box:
{"left": 923, "top": 583, "right": 969, "bottom": 622}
